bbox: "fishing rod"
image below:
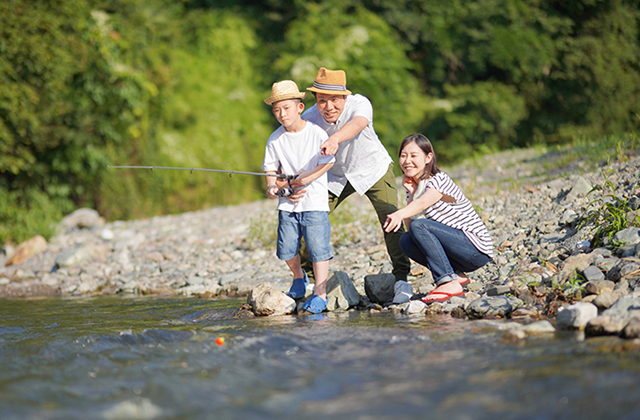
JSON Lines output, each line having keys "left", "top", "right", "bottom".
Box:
{"left": 106, "top": 165, "right": 297, "bottom": 197}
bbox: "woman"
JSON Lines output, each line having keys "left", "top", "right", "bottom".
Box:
{"left": 383, "top": 134, "right": 493, "bottom": 303}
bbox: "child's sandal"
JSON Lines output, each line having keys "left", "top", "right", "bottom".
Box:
{"left": 286, "top": 272, "right": 309, "bottom": 299}
{"left": 302, "top": 295, "right": 327, "bottom": 314}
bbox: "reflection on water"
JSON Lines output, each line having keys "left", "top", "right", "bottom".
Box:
{"left": 1, "top": 297, "right": 640, "bottom": 420}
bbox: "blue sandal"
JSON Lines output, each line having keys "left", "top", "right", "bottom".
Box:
{"left": 287, "top": 272, "right": 309, "bottom": 299}
{"left": 302, "top": 295, "right": 327, "bottom": 314}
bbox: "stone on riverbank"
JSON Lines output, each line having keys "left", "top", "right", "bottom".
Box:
{"left": 326, "top": 271, "right": 360, "bottom": 311}
{"left": 6, "top": 235, "right": 47, "bottom": 266}
{"left": 586, "top": 294, "right": 640, "bottom": 337}
{"left": 247, "top": 283, "right": 296, "bottom": 316}
{"left": 556, "top": 302, "right": 598, "bottom": 330}
{"left": 465, "top": 296, "right": 523, "bottom": 319}
{"left": 364, "top": 273, "right": 395, "bottom": 304}
{"left": 60, "top": 208, "right": 105, "bottom": 230}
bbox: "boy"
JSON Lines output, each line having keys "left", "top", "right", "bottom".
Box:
{"left": 262, "top": 80, "right": 335, "bottom": 314}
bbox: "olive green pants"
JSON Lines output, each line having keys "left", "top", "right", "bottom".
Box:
{"left": 301, "top": 164, "right": 411, "bottom": 281}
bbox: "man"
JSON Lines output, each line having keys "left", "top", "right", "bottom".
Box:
{"left": 285, "top": 67, "right": 412, "bottom": 303}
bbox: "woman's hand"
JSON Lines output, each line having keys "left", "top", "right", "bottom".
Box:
{"left": 383, "top": 210, "right": 405, "bottom": 233}
{"left": 402, "top": 174, "right": 418, "bottom": 195}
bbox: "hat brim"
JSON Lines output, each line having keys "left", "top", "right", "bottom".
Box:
{"left": 306, "top": 87, "right": 352, "bottom": 96}
{"left": 264, "top": 93, "right": 306, "bottom": 105}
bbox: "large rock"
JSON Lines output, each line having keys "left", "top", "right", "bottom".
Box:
{"left": 607, "top": 260, "right": 640, "bottom": 282}
{"left": 556, "top": 302, "right": 598, "bottom": 330}
{"left": 326, "top": 271, "right": 360, "bottom": 311}
{"left": 465, "top": 296, "right": 523, "bottom": 319}
{"left": 613, "top": 227, "right": 640, "bottom": 246}
{"left": 6, "top": 235, "right": 47, "bottom": 266}
{"left": 561, "top": 176, "right": 592, "bottom": 203}
{"left": 586, "top": 293, "right": 640, "bottom": 336}
{"left": 247, "top": 283, "right": 296, "bottom": 316}
{"left": 364, "top": 273, "right": 395, "bottom": 304}
{"left": 55, "top": 247, "right": 92, "bottom": 268}
{"left": 60, "top": 208, "right": 105, "bottom": 230}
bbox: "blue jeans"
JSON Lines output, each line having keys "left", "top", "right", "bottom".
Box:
{"left": 399, "top": 219, "right": 490, "bottom": 285}
{"left": 277, "top": 211, "right": 333, "bottom": 262}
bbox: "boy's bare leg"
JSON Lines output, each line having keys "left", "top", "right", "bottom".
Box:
{"left": 285, "top": 254, "right": 305, "bottom": 279}
{"left": 312, "top": 260, "right": 329, "bottom": 299}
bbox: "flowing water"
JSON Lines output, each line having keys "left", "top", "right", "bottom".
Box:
{"left": 1, "top": 297, "right": 640, "bottom": 420}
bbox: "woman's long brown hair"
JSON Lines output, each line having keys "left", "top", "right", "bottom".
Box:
{"left": 399, "top": 134, "right": 440, "bottom": 180}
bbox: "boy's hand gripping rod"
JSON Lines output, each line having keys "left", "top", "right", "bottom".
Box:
{"left": 106, "top": 165, "right": 298, "bottom": 197}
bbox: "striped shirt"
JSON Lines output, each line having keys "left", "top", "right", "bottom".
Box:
{"left": 411, "top": 172, "right": 494, "bottom": 258}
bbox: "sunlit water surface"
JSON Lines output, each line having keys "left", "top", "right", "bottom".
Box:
{"left": 1, "top": 297, "right": 640, "bottom": 420}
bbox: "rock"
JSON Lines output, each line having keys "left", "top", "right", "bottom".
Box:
{"left": 585, "top": 313, "right": 629, "bottom": 336}
{"left": 364, "top": 273, "right": 395, "bottom": 304}
{"left": 584, "top": 280, "right": 615, "bottom": 295}
{"left": 465, "top": 296, "right": 523, "bottom": 319}
{"left": 521, "top": 320, "right": 556, "bottom": 334}
{"left": 556, "top": 302, "right": 598, "bottom": 330}
{"left": 403, "top": 300, "right": 427, "bottom": 314}
{"left": 586, "top": 294, "right": 640, "bottom": 336}
{"left": 558, "top": 253, "right": 595, "bottom": 282}
{"left": 561, "top": 176, "right": 592, "bottom": 203}
{"left": 581, "top": 265, "right": 605, "bottom": 282}
{"left": 326, "top": 271, "right": 360, "bottom": 311}
{"left": 60, "top": 208, "right": 105, "bottom": 229}
{"left": 247, "top": 283, "right": 296, "bottom": 316}
{"left": 613, "top": 227, "right": 640, "bottom": 246}
{"left": 2, "top": 244, "right": 15, "bottom": 258}
{"left": 6, "top": 235, "right": 47, "bottom": 266}
{"left": 113, "top": 230, "right": 146, "bottom": 250}
{"left": 621, "top": 314, "right": 640, "bottom": 339}
{"left": 55, "top": 247, "right": 91, "bottom": 268}
{"left": 607, "top": 260, "right": 640, "bottom": 282}
{"left": 146, "top": 252, "right": 165, "bottom": 264}
{"left": 540, "top": 233, "right": 564, "bottom": 246}
{"left": 485, "top": 284, "right": 512, "bottom": 296}
{"left": 559, "top": 209, "right": 578, "bottom": 225}
{"left": 100, "top": 228, "right": 115, "bottom": 240}
{"left": 593, "top": 289, "right": 627, "bottom": 310}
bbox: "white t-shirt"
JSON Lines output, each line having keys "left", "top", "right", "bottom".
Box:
{"left": 411, "top": 172, "right": 494, "bottom": 258}
{"left": 262, "top": 121, "right": 335, "bottom": 212}
{"left": 302, "top": 94, "right": 393, "bottom": 196}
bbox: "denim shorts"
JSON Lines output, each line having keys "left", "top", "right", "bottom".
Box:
{"left": 277, "top": 211, "right": 333, "bottom": 262}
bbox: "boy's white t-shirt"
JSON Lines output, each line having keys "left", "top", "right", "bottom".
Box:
{"left": 262, "top": 121, "right": 334, "bottom": 213}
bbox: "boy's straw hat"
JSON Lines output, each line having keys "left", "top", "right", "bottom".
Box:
{"left": 306, "top": 67, "right": 352, "bottom": 95}
{"left": 264, "top": 80, "right": 306, "bottom": 105}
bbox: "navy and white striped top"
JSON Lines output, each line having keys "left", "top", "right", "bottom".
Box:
{"left": 410, "top": 172, "right": 494, "bottom": 258}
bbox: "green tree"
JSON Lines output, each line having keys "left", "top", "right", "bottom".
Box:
{"left": 272, "top": 0, "right": 431, "bottom": 154}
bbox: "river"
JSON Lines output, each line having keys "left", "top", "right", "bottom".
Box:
{"left": 1, "top": 297, "right": 639, "bottom": 420}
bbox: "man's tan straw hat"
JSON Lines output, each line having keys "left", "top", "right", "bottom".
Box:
{"left": 306, "top": 67, "right": 352, "bottom": 95}
{"left": 264, "top": 80, "right": 306, "bottom": 105}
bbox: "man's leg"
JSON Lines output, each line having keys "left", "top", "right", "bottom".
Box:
{"left": 364, "top": 164, "right": 411, "bottom": 281}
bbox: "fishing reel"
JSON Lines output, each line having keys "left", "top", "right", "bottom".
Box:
{"left": 277, "top": 174, "right": 299, "bottom": 198}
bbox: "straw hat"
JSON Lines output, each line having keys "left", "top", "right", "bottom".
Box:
{"left": 264, "top": 80, "right": 306, "bottom": 105}
{"left": 306, "top": 67, "right": 352, "bottom": 95}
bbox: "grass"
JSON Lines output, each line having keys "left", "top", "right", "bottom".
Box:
{"left": 578, "top": 166, "right": 640, "bottom": 248}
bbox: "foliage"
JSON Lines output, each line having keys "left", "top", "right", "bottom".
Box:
{"left": 100, "top": 9, "right": 272, "bottom": 220}
{"left": 272, "top": 0, "right": 431, "bottom": 154}
{"left": 1, "top": 0, "right": 639, "bottom": 244}
{"left": 0, "top": 0, "right": 164, "bottom": 242}
{"left": 364, "top": 0, "right": 640, "bottom": 156}
{"left": 579, "top": 167, "right": 640, "bottom": 248}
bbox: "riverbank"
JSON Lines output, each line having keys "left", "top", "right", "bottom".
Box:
{"left": 2, "top": 145, "right": 639, "bottom": 337}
